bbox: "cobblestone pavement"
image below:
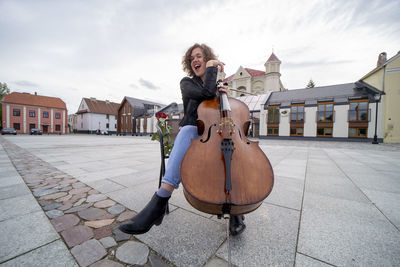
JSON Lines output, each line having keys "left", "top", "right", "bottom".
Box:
{"left": 1, "top": 135, "right": 400, "bottom": 267}
{"left": 1, "top": 137, "right": 172, "bottom": 267}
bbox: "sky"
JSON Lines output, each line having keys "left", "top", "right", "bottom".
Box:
{"left": 1, "top": 0, "right": 399, "bottom": 114}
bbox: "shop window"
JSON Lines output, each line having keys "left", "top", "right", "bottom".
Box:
{"left": 317, "top": 103, "right": 333, "bottom": 122}
{"left": 29, "top": 110, "right": 36, "bottom": 117}
{"left": 349, "top": 127, "right": 367, "bottom": 138}
{"left": 317, "top": 127, "right": 333, "bottom": 137}
{"left": 29, "top": 124, "right": 36, "bottom": 130}
{"left": 267, "top": 127, "right": 279, "bottom": 136}
{"left": 290, "top": 104, "right": 304, "bottom": 122}
{"left": 43, "top": 111, "right": 49, "bottom": 118}
{"left": 13, "top": 109, "right": 21, "bottom": 116}
{"left": 290, "top": 127, "right": 303, "bottom": 136}
{"left": 55, "top": 125, "right": 61, "bottom": 131}
{"left": 13, "top": 123, "right": 20, "bottom": 130}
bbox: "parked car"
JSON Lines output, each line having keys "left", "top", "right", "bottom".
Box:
{"left": 30, "top": 128, "right": 42, "bottom": 135}
{"left": 1, "top": 127, "right": 17, "bottom": 135}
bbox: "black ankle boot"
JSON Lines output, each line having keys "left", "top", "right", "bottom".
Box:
{"left": 119, "top": 193, "right": 170, "bottom": 235}
{"left": 229, "top": 215, "right": 246, "bottom": 236}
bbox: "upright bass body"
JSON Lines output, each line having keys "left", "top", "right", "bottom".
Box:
{"left": 180, "top": 97, "right": 274, "bottom": 216}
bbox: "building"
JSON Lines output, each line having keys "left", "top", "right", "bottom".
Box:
{"left": 68, "top": 114, "right": 77, "bottom": 133}
{"left": 1, "top": 92, "right": 67, "bottom": 134}
{"left": 117, "top": 96, "right": 164, "bottom": 135}
{"left": 224, "top": 52, "right": 286, "bottom": 97}
{"left": 360, "top": 51, "right": 400, "bottom": 143}
{"left": 76, "top": 97, "right": 120, "bottom": 134}
{"left": 261, "top": 82, "right": 384, "bottom": 141}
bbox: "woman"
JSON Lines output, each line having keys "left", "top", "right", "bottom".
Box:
{"left": 119, "top": 43, "right": 246, "bottom": 236}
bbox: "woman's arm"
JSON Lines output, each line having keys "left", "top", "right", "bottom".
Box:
{"left": 180, "top": 67, "right": 218, "bottom": 100}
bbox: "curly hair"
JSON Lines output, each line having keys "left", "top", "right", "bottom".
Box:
{"left": 182, "top": 43, "right": 217, "bottom": 77}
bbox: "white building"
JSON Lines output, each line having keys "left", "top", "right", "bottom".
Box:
{"left": 76, "top": 97, "right": 120, "bottom": 134}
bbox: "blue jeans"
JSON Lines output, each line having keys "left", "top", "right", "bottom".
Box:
{"left": 161, "top": 125, "right": 199, "bottom": 188}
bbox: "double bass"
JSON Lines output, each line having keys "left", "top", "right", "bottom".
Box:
{"left": 180, "top": 72, "right": 274, "bottom": 218}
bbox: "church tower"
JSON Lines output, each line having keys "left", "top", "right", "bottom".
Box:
{"left": 264, "top": 53, "right": 283, "bottom": 92}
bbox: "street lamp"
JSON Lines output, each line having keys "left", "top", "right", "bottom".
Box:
{"left": 372, "top": 94, "right": 381, "bottom": 144}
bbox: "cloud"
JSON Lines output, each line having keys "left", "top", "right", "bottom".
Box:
{"left": 12, "top": 80, "right": 39, "bottom": 87}
{"left": 139, "top": 78, "right": 159, "bottom": 90}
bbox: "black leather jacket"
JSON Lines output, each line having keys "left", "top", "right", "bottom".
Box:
{"left": 179, "top": 66, "right": 218, "bottom": 127}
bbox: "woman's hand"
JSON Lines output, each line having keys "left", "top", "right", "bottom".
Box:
{"left": 206, "top": 60, "right": 225, "bottom": 72}
{"left": 218, "top": 85, "right": 229, "bottom": 96}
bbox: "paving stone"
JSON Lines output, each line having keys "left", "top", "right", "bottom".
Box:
{"left": 71, "top": 239, "right": 107, "bottom": 267}
{"left": 51, "top": 214, "right": 80, "bottom": 232}
{"left": 65, "top": 203, "right": 93, "bottom": 214}
{"left": 89, "top": 189, "right": 100, "bottom": 195}
{"left": 60, "top": 178, "right": 77, "bottom": 185}
{"left": 85, "top": 219, "right": 115, "bottom": 228}
{"left": 39, "top": 199, "right": 53, "bottom": 207}
{"left": 70, "top": 186, "right": 91, "bottom": 195}
{"left": 72, "top": 182, "right": 86, "bottom": 188}
{"left": 43, "top": 203, "right": 62, "bottom": 211}
{"left": 58, "top": 203, "right": 73, "bottom": 211}
{"left": 116, "top": 241, "right": 149, "bottom": 265}
{"left": 149, "top": 252, "right": 170, "bottom": 267}
{"left": 87, "top": 194, "right": 107, "bottom": 203}
{"left": 94, "top": 199, "right": 116, "bottom": 208}
{"left": 61, "top": 225, "right": 94, "bottom": 248}
{"left": 117, "top": 210, "right": 136, "bottom": 222}
{"left": 78, "top": 207, "right": 108, "bottom": 221}
{"left": 56, "top": 194, "right": 72, "bottom": 202}
{"left": 39, "top": 191, "right": 68, "bottom": 200}
{"left": 33, "top": 188, "right": 59, "bottom": 197}
{"left": 93, "top": 225, "right": 112, "bottom": 239}
{"left": 45, "top": 209, "right": 64, "bottom": 219}
{"left": 73, "top": 197, "right": 86, "bottom": 207}
{"left": 99, "top": 236, "right": 117, "bottom": 248}
{"left": 112, "top": 226, "right": 131, "bottom": 241}
{"left": 203, "top": 257, "right": 229, "bottom": 267}
{"left": 63, "top": 193, "right": 87, "bottom": 204}
{"left": 60, "top": 186, "right": 73, "bottom": 192}
{"left": 108, "top": 204, "right": 126, "bottom": 215}
{"left": 89, "top": 259, "right": 124, "bottom": 267}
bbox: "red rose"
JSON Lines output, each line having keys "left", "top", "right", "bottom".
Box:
{"left": 156, "top": 112, "right": 167, "bottom": 119}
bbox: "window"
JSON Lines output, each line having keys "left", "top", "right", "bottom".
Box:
{"left": 317, "top": 127, "right": 333, "bottom": 137}
{"left": 115, "top": 123, "right": 117, "bottom": 129}
{"left": 317, "top": 103, "right": 333, "bottom": 122}
{"left": 267, "top": 127, "right": 279, "bottom": 136}
{"left": 43, "top": 111, "right": 49, "bottom": 118}
{"left": 349, "top": 100, "right": 368, "bottom": 121}
{"left": 55, "top": 113, "right": 61, "bottom": 119}
{"left": 13, "top": 109, "right": 21, "bottom": 116}
{"left": 29, "top": 110, "right": 36, "bottom": 117}
{"left": 55, "top": 125, "right": 61, "bottom": 131}
{"left": 349, "top": 127, "right": 367, "bottom": 138}
{"left": 290, "top": 104, "right": 304, "bottom": 122}
{"left": 267, "top": 106, "right": 279, "bottom": 123}
{"left": 106, "top": 123, "right": 109, "bottom": 129}
{"left": 290, "top": 127, "right": 303, "bottom": 136}
{"left": 13, "top": 123, "right": 20, "bottom": 130}
{"left": 29, "top": 124, "right": 36, "bottom": 130}
{"left": 106, "top": 114, "right": 109, "bottom": 119}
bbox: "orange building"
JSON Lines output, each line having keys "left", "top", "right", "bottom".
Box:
{"left": 1, "top": 92, "right": 68, "bottom": 134}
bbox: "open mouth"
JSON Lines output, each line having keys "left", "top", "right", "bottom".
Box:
{"left": 194, "top": 64, "right": 201, "bottom": 71}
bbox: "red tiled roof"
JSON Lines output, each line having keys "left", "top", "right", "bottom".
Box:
{"left": 224, "top": 68, "right": 265, "bottom": 82}
{"left": 266, "top": 52, "right": 280, "bottom": 63}
{"left": 82, "top": 98, "right": 120, "bottom": 115}
{"left": 2, "top": 92, "right": 67, "bottom": 110}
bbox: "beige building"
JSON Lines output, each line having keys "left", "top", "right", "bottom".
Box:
{"left": 361, "top": 51, "right": 400, "bottom": 143}
{"left": 224, "top": 52, "right": 286, "bottom": 97}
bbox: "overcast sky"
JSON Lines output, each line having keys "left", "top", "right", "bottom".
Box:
{"left": 1, "top": 0, "right": 399, "bottom": 113}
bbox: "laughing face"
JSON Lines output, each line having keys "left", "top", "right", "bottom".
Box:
{"left": 190, "top": 47, "right": 206, "bottom": 80}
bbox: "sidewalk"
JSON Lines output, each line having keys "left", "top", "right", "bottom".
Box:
{"left": 1, "top": 135, "right": 399, "bottom": 266}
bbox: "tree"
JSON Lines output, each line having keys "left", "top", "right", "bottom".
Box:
{"left": 0, "top": 82, "right": 11, "bottom": 128}
{"left": 306, "top": 79, "right": 315, "bottom": 88}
